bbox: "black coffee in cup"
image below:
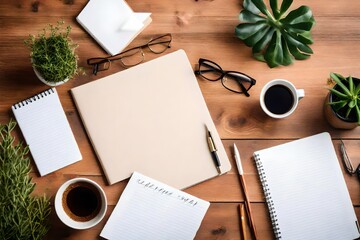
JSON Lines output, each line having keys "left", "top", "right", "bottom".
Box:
{"left": 62, "top": 181, "right": 101, "bottom": 222}
{"left": 264, "top": 84, "right": 294, "bottom": 114}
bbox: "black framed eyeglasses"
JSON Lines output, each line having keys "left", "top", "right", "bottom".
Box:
{"left": 87, "top": 33, "right": 172, "bottom": 75}
{"left": 194, "top": 58, "right": 256, "bottom": 97}
{"left": 340, "top": 140, "right": 360, "bottom": 181}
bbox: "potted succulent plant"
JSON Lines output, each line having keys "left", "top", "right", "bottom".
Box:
{"left": 24, "top": 21, "right": 80, "bottom": 86}
{"left": 235, "top": 0, "right": 315, "bottom": 68}
{"left": 324, "top": 72, "right": 360, "bottom": 129}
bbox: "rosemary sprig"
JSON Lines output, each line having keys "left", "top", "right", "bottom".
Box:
{"left": 0, "top": 120, "right": 51, "bottom": 240}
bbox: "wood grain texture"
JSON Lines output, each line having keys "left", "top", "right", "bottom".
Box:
{"left": 1, "top": 0, "right": 360, "bottom": 239}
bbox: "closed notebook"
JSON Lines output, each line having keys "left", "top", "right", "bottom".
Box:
{"left": 12, "top": 88, "right": 82, "bottom": 176}
{"left": 77, "top": 0, "right": 152, "bottom": 55}
{"left": 253, "top": 132, "right": 360, "bottom": 240}
{"left": 71, "top": 49, "right": 231, "bottom": 188}
{"left": 100, "top": 171, "right": 210, "bottom": 240}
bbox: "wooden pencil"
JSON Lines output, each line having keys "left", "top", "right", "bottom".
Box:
{"left": 239, "top": 203, "right": 247, "bottom": 240}
{"left": 239, "top": 174, "right": 258, "bottom": 239}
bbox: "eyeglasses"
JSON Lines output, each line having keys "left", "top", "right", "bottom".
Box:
{"left": 194, "top": 58, "right": 256, "bottom": 97}
{"left": 87, "top": 33, "right": 172, "bottom": 75}
{"left": 340, "top": 140, "right": 360, "bottom": 181}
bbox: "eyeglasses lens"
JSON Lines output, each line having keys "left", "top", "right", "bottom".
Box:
{"left": 120, "top": 48, "right": 144, "bottom": 67}
{"left": 199, "top": 61, "right": 223, "bottom": 81}
{"left": 223, "top": 72, "right": 253, "bottom": 93}
{"left": 148, "top": 35, "right": 172, "bottom": 53}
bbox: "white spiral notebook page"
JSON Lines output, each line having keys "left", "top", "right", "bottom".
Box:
{"left": 12, "top": 88, "right": 82, "bottom": 176}
{"left": 254, "top": 132, "right": 359, "bottom": 240}
{"left": 100, "top": 172, "right": 210, "bottom": 240}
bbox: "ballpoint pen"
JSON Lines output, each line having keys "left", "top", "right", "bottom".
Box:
{"left": 234, "top": 143, "right": 258, "bottom": 240}
{"left": 206, "top": 125, "right": 221, "bottom": 174}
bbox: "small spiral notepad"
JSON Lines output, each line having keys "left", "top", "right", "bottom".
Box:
{"left": 12, "top": 88, "right": 82, "bottom": 176}
{"left": 253, "top": 133, "right": 359, "bottom": 240}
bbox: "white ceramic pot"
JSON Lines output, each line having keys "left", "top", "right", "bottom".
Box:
{"left": 32, "top": 65, "right": 69, "bottom": 87}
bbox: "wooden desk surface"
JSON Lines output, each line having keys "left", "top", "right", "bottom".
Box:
{"left": 1, "top": 0, "right": 359, "bottom": 239}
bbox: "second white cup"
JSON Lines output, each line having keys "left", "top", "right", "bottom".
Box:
{"left": 54, "top": 178, "right": 107, "bottom": 230}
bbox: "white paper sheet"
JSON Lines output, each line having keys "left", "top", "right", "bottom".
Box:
{"left": 100, "top": 172, "right": 210, "bottom": 240}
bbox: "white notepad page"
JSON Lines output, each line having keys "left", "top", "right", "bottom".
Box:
{"left": 12, "top": 88, "right": 82, "bottom": 176}
{"left": 100, "top": 172, "right": 210, "bottom": 240}
{"left": 254, "top": 132, "right": 359, "bottom": 240}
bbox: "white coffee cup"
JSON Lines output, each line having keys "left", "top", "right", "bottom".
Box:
{"left": 54, "top": 178, "right": 107, "bottom": 230}
{"left": 260, "top": 79, "right": 305, "bottom": 119}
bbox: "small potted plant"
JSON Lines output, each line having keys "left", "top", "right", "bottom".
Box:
{"left": 324, "top": 72, "right": 360, "bottom": 129}
{"left": 24, "top": 21, "right": 80, "bottom": 86}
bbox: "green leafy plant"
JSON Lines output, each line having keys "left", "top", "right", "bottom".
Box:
{"left": 328, "top": 73, "right": 360, "bottom": 125}
{"left": 0, "top": 120, "right": 51, "bottom": 239}
{"left": 24, "top": 20, "right": 80, "bottom": 83}
{"left": 235, "top": 0, "right": 315, "bottom": 68}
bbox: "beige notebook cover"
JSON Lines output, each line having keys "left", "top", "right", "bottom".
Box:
{"left": 71, "top": 50, "right": 231, "bottom": 188}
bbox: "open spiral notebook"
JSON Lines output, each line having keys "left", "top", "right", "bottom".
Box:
{"left": 254, "top": 132, "right": 359, "bottom": 240}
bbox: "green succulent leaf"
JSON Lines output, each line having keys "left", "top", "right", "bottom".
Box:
{"left": 355, "top": 81, "right": 360, "bottom": 95}
{"left": 253, "top": 28, "right": 275, "bottom": 55}
{"left": 349, "top": 99, "right": 357, "bottom": 108}
{"left": 235, "top": 0, "right": 315, "bottom": 68}
{"left": 329, "top": 100, "right": 348, "bottom": 111}
{"left": 287, "top": 41, "right": 310, "bottom": 60}
{"left": 284, "top": 22, "right": 314, "bottom": 32}
{"left": 264, "top": 31, "right": 283, "bottom": 67}
{"left": 281, "top": 6, "right": 314, "bottom": 24}
{"left": 236, "top": 22, "right": 267, "bottom": 40}
{"left": 330, "top": 72, "right": 352, "bottom": 96}
{"left": 270, "top": 0, "right": 280, "bottom": 19}
{"left": 328, "top": 87, "right": 348, "bottom": 99}
{"left": 239, "top": 10, "right": 266, "bottom": 23}
{"left": 349, "top": 76, "right": 354, "bottom": 93}
{"left": 279, "top": 0, "right": 293, "bottom": 15}
{"left": 356, "top": 105, "right": 360, "bottom": 124}
{"left": 283, "top": 32, "right": 313, "bottom": 54}
{"left": 345, "top": 107, "right": 352, "bottom": 118}
{"left": 296, "top": 31, "right": 314, "bottom": 44}
{"left": 243, "top": 0, "right": 261, "bottom": 14}
{"left": 244, "top": 25, "right": 270, "bottom": 47}
{"left": 280, "top": 36, "right": 294, "bottom": 65}
{"left": 250, "top": 0, "right": 270, "bottom": 16}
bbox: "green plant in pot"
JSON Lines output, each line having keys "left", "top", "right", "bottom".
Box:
{"left": 0, "top": 120, "right": 51, "bottom": 239}
{"left": 235, "top": 0, "right": 315, "bottom": 68}
{"left": 324, "top": 72, "right": 360, "bottom": 129}
{"left": 24, "top": 21, "right": 80, "bottom": 86}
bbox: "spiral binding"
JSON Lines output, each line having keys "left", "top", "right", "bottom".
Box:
{"left": 12, "top": 88, "right": 55, "bottom": 110}
{"left": 254, "top": 153, "right": 282, "bottom": 239}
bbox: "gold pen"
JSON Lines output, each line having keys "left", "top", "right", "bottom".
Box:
{"left": 206, "top": 125, "right": 221, "bottom": 174}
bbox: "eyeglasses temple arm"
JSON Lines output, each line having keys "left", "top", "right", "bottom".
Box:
{"left": 148, "top": 40, "right": 171, "bottom": 47}
{"left": 230, "top": 76, "right": 250, "bottom": 97}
